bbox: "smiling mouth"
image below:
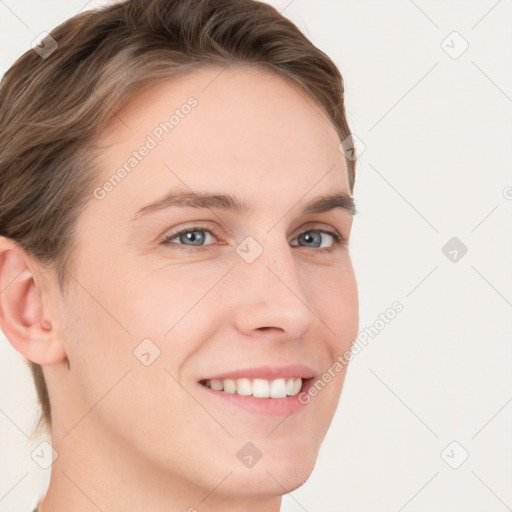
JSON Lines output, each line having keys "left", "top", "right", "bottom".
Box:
{"left": 199, "top": 377, "right": 310, "bottom": 398}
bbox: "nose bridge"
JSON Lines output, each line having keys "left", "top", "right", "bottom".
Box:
{"left": 229, "top": 231, "right": 314, "bottom": 337}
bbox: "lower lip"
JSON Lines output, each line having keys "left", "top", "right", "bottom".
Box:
{"left": 197, "top": 378, "right": 315, "bottom": 416}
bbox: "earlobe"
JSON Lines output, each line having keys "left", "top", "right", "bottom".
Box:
{"left": 0, "top": 238, "right": 66, "bottom": 366}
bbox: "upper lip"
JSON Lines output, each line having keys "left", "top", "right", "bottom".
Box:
{"left": 199, "top": 364, "right": 315, "bottom": 382}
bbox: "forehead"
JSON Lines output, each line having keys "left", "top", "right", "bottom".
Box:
{"left": 90, "top": 64, "right": 350, "bottom": 219}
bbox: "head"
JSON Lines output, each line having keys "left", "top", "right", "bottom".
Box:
{"left": 0, "top": 0, "right": 358, "bottom": 503}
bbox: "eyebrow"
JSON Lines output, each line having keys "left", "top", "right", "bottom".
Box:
{"left": 132, "top": 189, "right": 357, "bottom": 221}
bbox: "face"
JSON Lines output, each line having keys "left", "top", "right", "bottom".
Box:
{"left": 47, "top": 64, "right": 359, "bottom": 502}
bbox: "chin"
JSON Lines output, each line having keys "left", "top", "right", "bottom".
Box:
{"left": 221, "top": 443, "right": 319, "bottom": 498}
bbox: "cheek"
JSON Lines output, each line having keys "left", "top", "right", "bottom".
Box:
{"left": 60, "top": 282, "right": 190, "bottom": 447}
{"left": 121, "top": 260, "right": 223, "bottom": 337}
{"left": 306, "top": 260, "right": 359, "bottom": 345}
{"left": 59, "top": 255, "right": 161, "bottom": 405}
{"left": 294, "top": 263, "right": 358, "bottom": 415}
{"left": 62, "top": 289, "right": 132, "bottom": 388}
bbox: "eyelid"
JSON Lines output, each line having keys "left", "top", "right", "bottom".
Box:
{"left": 160, "top": 221, "right": 344, "bottom": 241}
{"left": 159, "top": 222, "right": 221, "bottom": 245}
{"left": 160, "top": 220, "right": 346, "bottom": 253}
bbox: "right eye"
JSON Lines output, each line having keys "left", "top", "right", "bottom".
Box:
{"left": 160, "top": 225, "right": 221, "bottom": 252}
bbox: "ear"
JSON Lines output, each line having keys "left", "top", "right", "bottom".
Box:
{"left": 0, "top": 236, "right": 67, "bottom": 365}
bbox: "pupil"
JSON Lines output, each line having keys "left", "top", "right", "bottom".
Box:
{"left": 185, "top": 231, "right": 204, "bottom": 245}
{"left": 302, "top": 232, "right": 320, "bottom": 247}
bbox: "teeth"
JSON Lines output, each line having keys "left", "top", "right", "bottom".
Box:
{"left": 223, "top": 379, "right": 237, "bottom": 394}
{"left": 289, "top": 378, "right": 302, "bottom": 396}
{"left": 252, "top": 378, "right": 270, "bottom": 398}
{"left": 210, "top": 379, "right": 223, "bottom": 391}
{"left": 202, "top": 377, "right": 303, "bottom": 398}
{"left": 236, "top": 378, "right": 252, "bottom": 396}
{"left": 286, "top": 377, "right": 296, "bottom": 395}
{"left": 270, "top": 378, "right": 287, "bottom": 398}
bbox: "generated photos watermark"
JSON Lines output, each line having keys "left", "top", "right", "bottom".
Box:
{"left": 93, "top": 96, "right": 198, "bottom": 200}
{"left": 298, "top": 301, "right": 404, "bottom": 404}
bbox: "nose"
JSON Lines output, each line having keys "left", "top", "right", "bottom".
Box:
{"left": 230, "top": 236, "right": 315, "bottom": 342}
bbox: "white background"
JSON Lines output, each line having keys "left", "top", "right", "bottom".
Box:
{"left": 1, "top": 1, "right": 511, "bottom": 511}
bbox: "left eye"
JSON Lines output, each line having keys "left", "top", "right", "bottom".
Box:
{"left": 161, "top": 226, "right": 344, "bottom": 252}
{"left": 290, "top": 230, "right": 341, "bottom": 250}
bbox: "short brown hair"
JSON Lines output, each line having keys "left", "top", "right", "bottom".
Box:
{"left": 0, "top": 0, "right": 356, "bottom": 437}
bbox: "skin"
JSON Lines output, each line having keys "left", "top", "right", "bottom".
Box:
{"left": 0, "top": 64, "right": 358, "bottom": 512}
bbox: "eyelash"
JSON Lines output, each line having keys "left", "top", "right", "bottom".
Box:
{"left": 160, "top": 224, "right": 346, "bottom": 254}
